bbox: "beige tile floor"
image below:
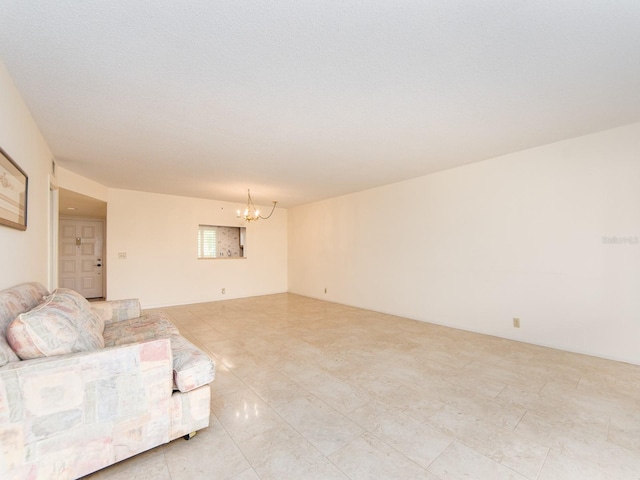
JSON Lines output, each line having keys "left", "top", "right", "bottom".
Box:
{"left": 86, "top": 293, "right": 640, "bottom": 480}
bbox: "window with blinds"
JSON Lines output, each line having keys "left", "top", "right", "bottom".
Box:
{"left": 198, "top": 225, "right": 217, "bottom": 258}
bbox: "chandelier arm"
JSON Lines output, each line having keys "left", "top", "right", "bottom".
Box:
{"left": 258, "top": 201, "right": 278, "bottom": 220}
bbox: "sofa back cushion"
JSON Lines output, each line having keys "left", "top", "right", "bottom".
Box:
{"left": 0, "top": 282, "right": 49, "bottom": 366}
{"left": 6, "top": 288, "right": 105, "bottom": 360}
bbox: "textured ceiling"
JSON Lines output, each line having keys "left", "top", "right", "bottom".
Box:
{"left": 1, "top": 1, "right": 640, "bottom": 207}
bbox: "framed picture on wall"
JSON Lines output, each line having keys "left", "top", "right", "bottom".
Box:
{"left": 0, "top": 146, "right": 28, "bottom": 231}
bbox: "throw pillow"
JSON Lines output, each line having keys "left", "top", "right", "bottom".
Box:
{"left": 47, "top": 288, "right": 105, "bottom": 333}
{"left": 7, "top": 288, "right": 105, "bottom": 360}
{"left": 0, "top": 282, "right": 50, "bottom": 366}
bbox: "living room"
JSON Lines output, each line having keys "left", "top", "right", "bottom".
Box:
{"left": 1, "top": 3, "right": 639, "bottom": 479}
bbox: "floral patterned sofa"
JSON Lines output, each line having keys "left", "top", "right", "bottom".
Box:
{"left": 0, "top": 282, "right": 215, "bottom": 480}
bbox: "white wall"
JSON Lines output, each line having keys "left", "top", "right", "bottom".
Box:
{"left": 0, "top": 61, "right": 54, "bottom": 290}
{"left": 107, "top": 188, "right": 287, "bottom": 308}
{"left": 56, "top": 166, "right": 109, "bottom": 202}
{"left": 288, "top": 123, "right": 640, "bottom": 365}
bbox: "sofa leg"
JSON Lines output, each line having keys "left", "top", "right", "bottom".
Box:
{"left": 183, "top": 431, "right": 197, "bottom": 441}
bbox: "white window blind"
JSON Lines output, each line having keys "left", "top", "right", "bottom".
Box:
{"left": 198, "top": 225, "right": 217, "bottom": 258}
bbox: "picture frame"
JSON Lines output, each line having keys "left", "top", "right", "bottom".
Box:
{"left": 0, "top": 146, "right": 28, "bottom": 231}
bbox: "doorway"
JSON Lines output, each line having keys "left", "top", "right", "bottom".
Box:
{"left": 58, "top": 188, "right": 107, "bottom": 299}
{"left": 59, "top": 218, "right": 104, "bottom": 298}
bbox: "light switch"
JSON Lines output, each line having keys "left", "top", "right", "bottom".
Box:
{"left": 118, "top": 252, "right": 127, "bottom": 259}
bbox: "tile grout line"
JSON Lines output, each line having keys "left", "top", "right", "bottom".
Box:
{"left": 533, "top": 447, "right": 551, "bottom": 480}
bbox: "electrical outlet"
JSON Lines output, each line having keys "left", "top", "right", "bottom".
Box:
{"left": 221, "top": 288, "right": 226, "bottom": 294}
{"left": 513, "top": 317, "right": 520, "bottom": 328}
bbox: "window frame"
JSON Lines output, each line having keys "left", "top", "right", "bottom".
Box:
{"left": 197, "top": 224, "right": 218, "bottom": 259}
{"left": 197, "top": 224, "right": 247, "bottom": 260}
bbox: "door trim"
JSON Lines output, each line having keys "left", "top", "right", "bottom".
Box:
{"left": 48, "top": 176, "right": 59, "bottom": 291}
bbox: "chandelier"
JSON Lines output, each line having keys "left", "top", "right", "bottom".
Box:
{"left": 237, "top": 189, "right": 277, "bottom": 222}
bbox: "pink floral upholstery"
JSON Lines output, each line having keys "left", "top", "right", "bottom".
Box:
{"left": 91, "top": 298, "right": 141, "bottom": 324}
{"left": 170, "top": 334, "right": 216, "bottom": 393}
{"left": 169, "top": 384, "right": 211, "bottom": 439}
{"left": 103, "top": 312, "right": 180, "bottom": 347}
{"left": 103, "top": 315, "right": 215, "bottom": 393}
{"left": 0, "top": 338, "right": 174, "bottom": 479}
{"left": 0, "top": 283, "right": 49, "bottom": 366}
{"left": 6, "top": 288, "right": 104, "bottom": 360}
{"left": 0, "top": 283, "right": 215, "bottom": 479}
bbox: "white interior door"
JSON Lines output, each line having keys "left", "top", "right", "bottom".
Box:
{"left": 59, "top": 218, "right": 104, "bottom": 298}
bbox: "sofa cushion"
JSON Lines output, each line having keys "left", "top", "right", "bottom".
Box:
{"left": 6, "top": 288, "right": 105, "bottom": 360}
{"left": 91, "top": 298, "right": 141, "bottom": 324}
{"left": 102, "top": 312, "right": 214, "bottom": 393}
{"left": 102, "top": 312, "right": 180, "bottom": 347}
{"left": 0, "top": 282, "right": 49, "bottom": 366}
{"left": 170, "top": 335, "right": 215, "bottom": 393}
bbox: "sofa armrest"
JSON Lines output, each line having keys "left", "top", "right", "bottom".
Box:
{"left": 170, "top": 335, "right": 216, "bottom": 393}
{"left": 0, "top": 338, "right": 173, "bottom": 479}
{"left": 91, "top": 298, "right": 141, "bottom": 324}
